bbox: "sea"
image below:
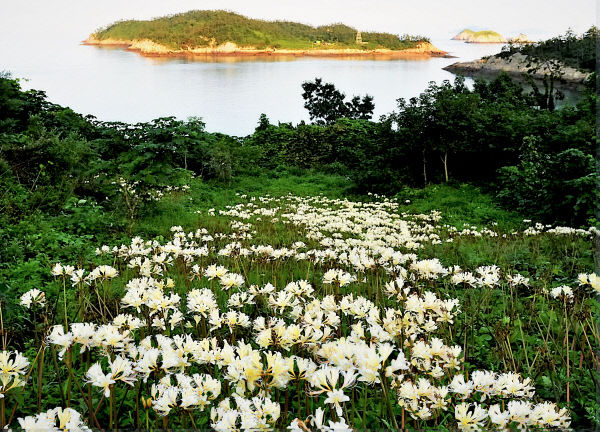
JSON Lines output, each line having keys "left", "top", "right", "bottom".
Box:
{"left": 0, "top": 39, "right": 573, "bottom": 136}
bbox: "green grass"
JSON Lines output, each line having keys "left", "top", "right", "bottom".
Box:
{"left": 136, "top": 176, "right": 525, "bottom": 240}
{"left": 134, "top": 169, "right": 352, "bottom": 237}
{"left": 3, "top": 169, "right": 598, "bottom": 429}
{"left": 136, "top": 175, "right": 594, "bottom": 287}
{"left": 382, "top": 183, "right": 594, "bottom": 273}
{"left": 395, "top": 183, "right": 523, "bottom": 229}
{"left": 93, "top": 10, "right": 430, "bottom": 51}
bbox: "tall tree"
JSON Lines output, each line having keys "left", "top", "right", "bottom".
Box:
{"left": 301, "top": 78, "right": 374, "bottom": 124}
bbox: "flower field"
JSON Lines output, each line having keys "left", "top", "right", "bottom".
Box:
{"left": 7, "top": 194, "right": 599, "bottom": 431}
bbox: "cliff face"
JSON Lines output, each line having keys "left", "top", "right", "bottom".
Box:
{"left": 443, "top": 52, "right": 591, "bottom": 83}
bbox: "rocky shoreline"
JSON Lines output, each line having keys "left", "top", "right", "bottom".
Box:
{"left": 444, "top": 53, "right": 590, "bottom": 84}
{"left": 82, "top": 37, "right": 449, "bottom": 58}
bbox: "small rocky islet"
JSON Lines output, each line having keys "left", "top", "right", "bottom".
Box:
{"left": 451, "top": 28, "right": 533, "bottom": 44}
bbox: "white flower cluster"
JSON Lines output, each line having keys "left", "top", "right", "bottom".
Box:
{"left": 19, "top": 288, "right": 46, "bottom": 309}
{"left": 152, "top": 372, "right": 221, "bottom": 415}
{"left": 0, "top": 350, "right": 29, "bottom": 397}
{"left": 455, "top": 400, "right": 570, "bottom": 431}
{"left": 50, "top": 262, "right": 119, "bottom": 285}
{"left": 211, "top": 395, "right": 280, "bottom": 431}
{"left": 548, "top": 285, "right": 574, "bottom": 302}
{"left": 578, "top": 272, "right": 600, "bottom": 294}
{"left": 16, "top": 194, "right": 584, "bottom": 430}
{"left": 18, "top": 407, "right": 90, "bottom": 432}
{"left": 112, "top": 177, "right": 190, "bottom": 203}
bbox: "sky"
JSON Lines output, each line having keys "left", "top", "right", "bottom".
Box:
{"left": 0, "top": 0, "right": 596, "bottom": 47}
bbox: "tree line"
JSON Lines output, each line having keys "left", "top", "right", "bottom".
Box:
{"left": 0, "top": 69, "right": 596, "bottom": 233}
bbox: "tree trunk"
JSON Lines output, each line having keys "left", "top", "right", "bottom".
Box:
{"left": 542, "top": 77, "right": 550, "bottom": 110}
{"left": 422, "top": 149, "right": 427, "bottom": 186}
{"left": 548, "top": 77, "right": 555, "bottom": 111}
{"left": 442, "top": 151, "right": 449, "bottom": 182}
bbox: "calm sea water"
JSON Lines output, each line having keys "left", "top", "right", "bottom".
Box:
{"left": 2, "top": 40, "right": 507, "bottom": 135}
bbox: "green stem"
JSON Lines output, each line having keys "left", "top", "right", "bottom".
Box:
{"left": 50, "top": 347, "right": 66, "bottom": 406}
{"left": 66, "top": 366, "right": 102, "bottom": 430}
{"left": 109, "top": 386, "right": 114, "bottom": 430}
{"left": 1, "top": 398, "right": 5, "bottom": 430}
{"left": 63, "top": 278, "right": 68, "bottom": 328}
{"left": 362, "top": 385, "right": 367, "bottom": 429}
{"left": 188, "top": 410, "right": 198, "bottom": 431}
{"left": 37, "top": 348, "right": 45, "bottom": 411}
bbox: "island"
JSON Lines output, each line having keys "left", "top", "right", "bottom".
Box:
{"left": 83, "top": 10, "right": 447, "bottom": 58}
{"left": 451, "top": 29, "right": 507, "bottom": 43}
{"left": 444, "top": 27, "right": 596, "bottom": 84}
{"left": 443, "top": 53, "right": 590, "bottom": 83}
{"left": 509, "top": 33, "right": 534, "bottom": 44}
{"left": 443, "top": 27, "right": 596, "bottom": 85}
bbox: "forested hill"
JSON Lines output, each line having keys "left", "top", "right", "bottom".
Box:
{"left": 90, "top": 10, "right": 430, "bottom": 51}
{"left": 497, "top": 26, "right": 598, "bottom": 71}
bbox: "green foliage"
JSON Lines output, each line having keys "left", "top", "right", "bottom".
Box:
{"left": 397, "top": 183, "right": 522, "bottom": 229}
{"left": 94, "top": 10, "right": 429, "bottom": 51}
{"left": 301, "top": 78, "right": 375, "bottom": 124}
{"left": 1, "top": 58, "right": 595, "bottom": 232}
{"left": 386, "top": 74, "right": 595, "bottom": 225}
{"left": 497, "top": 137, "right": 597, "bottom": 224}
{"left": 245, "top": 71, "right": 597, "bottom": 226}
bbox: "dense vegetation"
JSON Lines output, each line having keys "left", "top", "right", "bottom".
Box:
{"left": 93, "top": 10, "right": 430, "bottom": 51}
{"left": 0, "top": 67, "right": 596, "bottom": 252}
{"left": 256, "top": 74, "right": 596, "bottom": 226}
{"left": 499, "top": 26, "right": 598, "bottom": 72}
{"left": 300, "top": 78, "right": 375, "bottom": 124}
{"left": 0, "top": 25, "right": 598, "bottom": 427}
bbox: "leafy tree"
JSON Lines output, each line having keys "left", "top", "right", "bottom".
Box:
{"left": 391, "top": 77, "right": 480, "bottom": 183}
{"left": 428, "top": 77, "right": 479, "bottom": 182}
{"left": 301, "top": 78, "right": 374, "bottom": 124}
{"left": 389, "top": 91, "right": 435, "bottom": 185}
{"left": 524, "top": 58, "right": 565, "bottom": 111}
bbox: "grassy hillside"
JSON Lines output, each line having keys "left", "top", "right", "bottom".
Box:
{"left": 92, "top": 10, "right": 430, "bottom": 51}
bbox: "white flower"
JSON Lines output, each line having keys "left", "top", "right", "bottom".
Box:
{"left": 455, "top": 402, "right": 487, "bottom": 431}
{"left": 324, "top": 389, "right": 349, "bottom": 416}
{"left": 86, "top": 363, "right": 115, "bottom": 397}
{"left": 20, "top": 289, "right": 46, "bottom": 309}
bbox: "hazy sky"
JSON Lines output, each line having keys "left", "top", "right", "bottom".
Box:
{"left": 1, "top": 0, "right": 596, "bottom": 46}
